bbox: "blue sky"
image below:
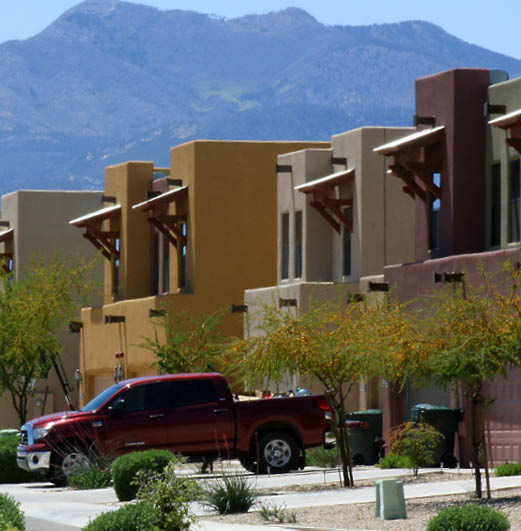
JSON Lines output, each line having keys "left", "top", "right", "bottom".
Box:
{"left": 1, "top": 1, "right": 520, "bottom": 59}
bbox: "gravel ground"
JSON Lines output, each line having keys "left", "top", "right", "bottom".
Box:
{"left": 202, "top": 485, "right": 521, "bottom": 530}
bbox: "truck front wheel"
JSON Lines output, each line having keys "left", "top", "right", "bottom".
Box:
{"left": 49, "top": 444, "right": 91, "bottom": 486}
{"left": 258, "top": 432, "right": 298, "bottom": 473}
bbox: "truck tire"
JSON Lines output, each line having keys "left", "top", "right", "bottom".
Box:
{"left": 49, "top": 443, "right": 91, "bottom": 486}
{"left": 258, "top": 432, "right": 298, "bottom": 474}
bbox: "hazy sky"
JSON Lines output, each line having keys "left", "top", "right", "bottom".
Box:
{"left": 1, "top": 1, "right": 520, "bottom": 59}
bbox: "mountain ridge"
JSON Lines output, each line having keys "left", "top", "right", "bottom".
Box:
{"left": 0, "top": 0, "right": 519, "bottom": 193}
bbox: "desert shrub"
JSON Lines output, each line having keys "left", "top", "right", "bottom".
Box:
{"left": 378, "top": 452, "right": 414, "bottom": 469}
{"left": 258, "top": 501, "right": 297, "bottom": 524}
{"left": 496, "top": 462, "right": 521, "bottom": 477}
{"left": 0, "top": 434, "right": 42, "bottom": 484}
{"left": 202, "top": 473, "right": 257, "bottom": 514}
{"left": 111, "top": 450, "right": 173, "bottom": 501}
{"left": 82, "top": 501, "right": 157, "bottom": 531}
{"left": 134, "top": 457, "right": 200, "bottom": 531}
{"left": 306, "top": 446, "right": 341, "bottom": 468}
{"left": 390, "top": 422, "right": 443, "bottom": 475}
{"left": 0, "top": 493, "right": 24, "bottom": 531}
{"left": 68, "top": 465, "right": 111, "bottom": 490}
{"left": 426, "top": 504, "right": 509, "bottom": 531}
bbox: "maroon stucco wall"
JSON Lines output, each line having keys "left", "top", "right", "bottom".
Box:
{"left": 414, "top": 69, "right": 490, "bottom": 261}
{"left": 384, "top": 248, "right": 521, "bottom": 465}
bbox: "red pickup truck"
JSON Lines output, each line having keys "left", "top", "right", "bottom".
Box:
{"left": 17, "top": 373, "right": 330, "bottom": 484}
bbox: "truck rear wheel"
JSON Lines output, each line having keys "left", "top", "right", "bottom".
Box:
{"left": 258, "top": 432, "right": 298, "bottom": 474}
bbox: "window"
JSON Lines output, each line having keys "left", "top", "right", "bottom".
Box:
{"left": 490, "top": 163, "right": 501, "bottom": 247}
{"left": 163, "top": 237, "right": 170, "bottom": 293}
{"left": 113, "top": 237, "right": 120, "bottom": 297}
{"left": 294, "top": 211, "right": 302, "bottom": 279}
{"left": 168, "top": 380, "right": 217, "bottom": 408}
{"left": 179, "top": 223, "right": 186, "bottom": 289}
{"left": 343, "top": 206, "right": 352, "bottom": 277}
{"left": 281, "top": 213, "right": 289, "bottom": 279}
{"left": 509, "top": 159, "right": 520, "bottom": 243}
{"left": 429, "top": 173, "right": 441, "bottom": 251}
{"left": 152, "top": 232, "right": 159, "bottom": 295}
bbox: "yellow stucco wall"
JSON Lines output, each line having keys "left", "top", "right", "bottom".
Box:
{"left": 79, "top": 141, "right": 329, "bottom": 404}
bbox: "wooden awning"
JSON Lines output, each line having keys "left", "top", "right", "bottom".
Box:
{"left": 0, "top": 228, "right": 13, "bottom": 244}
{"left": 489, "top": 109, "right": 521, "bottom": 154}
{"left": 69, "top": 205, "right": 121, "bottom": 261}
{"left": 295, "top": 169, "right": 354, "bottom": 233}
{"left": 0, "top": 229, "right": 13, "bottom": 273}
{"left": 132, "top": 186, "right": 188, "bottom": 248}
{"left": 374, "top": 126, "right": 445, "bottom": 202}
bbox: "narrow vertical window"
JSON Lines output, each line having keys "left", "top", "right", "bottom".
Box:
{"left": 163, "top": 237, "right": 170, "bottom": 293}
{"left": 429, "top": 173, "right": 441, "bottom": 251}
{"left": 113, "top": 237, "right": 120, "bottom": 297}
{"left": 509, "top": 159, "right": 520, "bottom": 243}
{"left": 294, "top": 211, "right": 302, "bottom": 279}
{"left": 179, "top": 223, "right": 186, "bottom": 289}
{"left": 490, "top": 163, "right": 501, "bottom": 247}
{"left": 281, "top": 213, "right": 289, "bottom": 279}
{"left": 152, "top": 232, "right": 159, "bottom": 295}
{"left": 343, "top": 207, "right": 352, "bottom": 277}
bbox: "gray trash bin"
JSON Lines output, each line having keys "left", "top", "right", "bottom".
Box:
{"left": 345, "top": 409, "right": 382, "bottom": 465}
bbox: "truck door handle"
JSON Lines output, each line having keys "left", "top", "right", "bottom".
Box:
{"left": 149, "top": 413, "right": 164, "bottom": 419}
{"left": 213, "top": 408, "right": 229, "bottom": 415}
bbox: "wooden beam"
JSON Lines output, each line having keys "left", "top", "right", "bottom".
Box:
{"left": 404, "top": 161, "right": 441, "bottom": 198}
{"left": 149, "top": 218, "right": 178, "bottom": 248}
{"left": 310, "top": 201, "right": 341, "bottom": 233}
{"left": 83, "top": 233, "right": 111, "bottom": 260}
{"left": 90, "top": 230, "right": 120, "bottom": 239}
{"left": 506, "top": 136, "right": 521, "bottom": 155}
{"left": 322, "top": 198, "right": 353, "bottom": 208}
{"left": 389, "top": 164, "right": 427, "bottom": 202}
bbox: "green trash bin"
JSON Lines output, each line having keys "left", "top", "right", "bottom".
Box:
{"left": 345, "top": 409, "right": 383, "bottom": 466}
{"left": 411, "top": 403, "right": 462, "bottom": 467}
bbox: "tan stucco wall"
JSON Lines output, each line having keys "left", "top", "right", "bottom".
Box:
{"left": 0, "top": 190, "right": 104, "bottom": 427}
{"left": 244, "top": 127, "right": 417, "bottom": 411}
{"left": 79, "top": 140, "right": 329, "bottom": 404}
{"left": 104, "top": 162, "right": 155, "bottom": 302}
{"left": 487, "top": 76, "right": 521, "bottom": 250}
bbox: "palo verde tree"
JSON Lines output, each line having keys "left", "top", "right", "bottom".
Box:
{"left": 228, "top": 295, "right": 410, "bottom": 488}
{"left": 0, "top": 255, "right": 98, "bottom": 425}
{"left": 141, "top": 304, "right": 228, "bottom": 375}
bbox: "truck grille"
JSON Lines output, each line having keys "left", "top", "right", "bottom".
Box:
{"left": 20, "top": 430, "right": 28, "bottom": 445}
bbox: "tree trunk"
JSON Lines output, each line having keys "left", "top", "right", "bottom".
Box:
{"left": 325, "top": 390, "right": 353, "bottom": 487}
{"left": 471, "top": 392, "right": 482, "bottom": 499}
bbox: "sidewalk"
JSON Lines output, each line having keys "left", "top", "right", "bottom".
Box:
{"left": 5, "top": 468, "right": 521, "bottom": 531}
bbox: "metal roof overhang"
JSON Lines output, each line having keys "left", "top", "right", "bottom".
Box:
{"left": 294, "top": 169, "right": 355, "bottom": 194}
{"left": 69, "top": 204, "right": 122, "bottom": 227}
{"left": 373, "top": 126, "right": 445, "bottom": 155}
{"left": 132, "top": 186, "right": 188, "bottom": 212}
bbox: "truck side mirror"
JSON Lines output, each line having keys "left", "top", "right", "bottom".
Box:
{"left": 107, "top": 398, "right": 126, "bottom": 414}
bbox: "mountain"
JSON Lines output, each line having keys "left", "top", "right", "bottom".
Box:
{"left": 0, "top": 0, "right": 520, "bottom": 193}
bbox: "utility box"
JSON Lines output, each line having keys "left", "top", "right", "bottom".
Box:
{"left": 375, "top": 479, "right": 407, "bottom": 520}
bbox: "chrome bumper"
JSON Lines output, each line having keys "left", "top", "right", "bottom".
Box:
{"left": 16, "top": 450, "right": 51, "bottom": 472}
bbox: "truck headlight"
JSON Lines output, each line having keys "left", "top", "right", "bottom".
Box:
{"left": 33, "top": 424, "right": 52, "bottom": 440}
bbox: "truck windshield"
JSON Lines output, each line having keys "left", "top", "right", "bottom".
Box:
{"left": 81, "top": 383, "right": 124, "bottom": 412}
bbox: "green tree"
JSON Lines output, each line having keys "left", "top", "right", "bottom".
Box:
{"left": 228, "top": 296, "right": 405, "bottom": 487}
{"left": 405, "top": 263, "right": 521, "bottom": 498}
{"left": 141, "top": 305, "right": 227, "bottom": 375}
{"left": 0, "top": 255, "right": 98, "bottom": 425}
